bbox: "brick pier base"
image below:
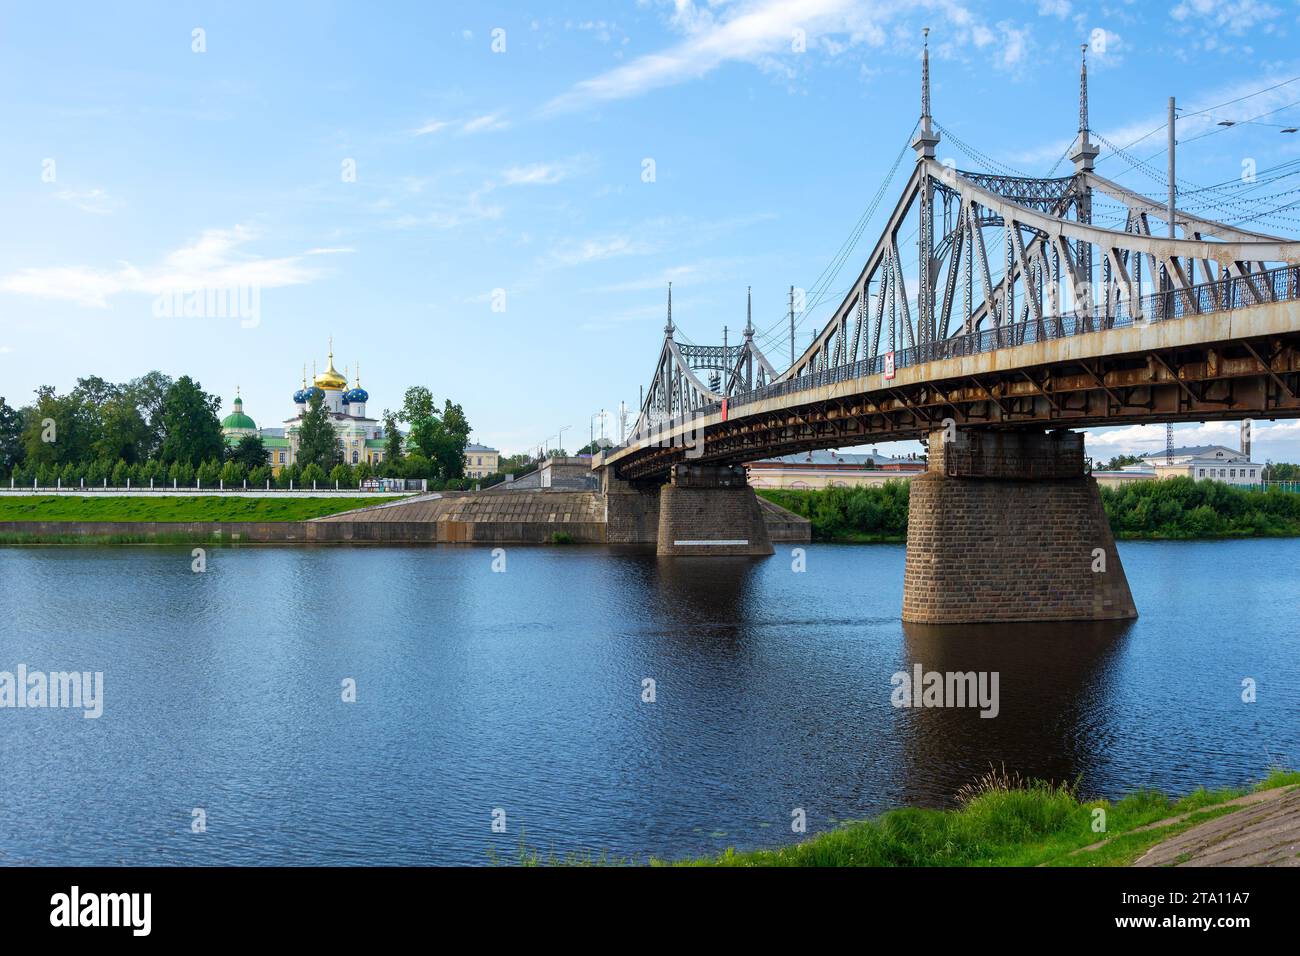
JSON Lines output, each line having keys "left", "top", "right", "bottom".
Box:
{"left": 902, "top": 429, "right": 1137, "bottom": 623}
{"left": 655, "top": 463, "right": 774, "bottom": 556}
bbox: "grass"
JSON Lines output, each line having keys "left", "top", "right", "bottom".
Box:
{"left": 0, "top": 495, "right": 399, "bottom": 524}
{"left": 671, "top": 767, "right": 1300, "bottom": 867}
{"left": 492, "top": 768, "right": 1300, "bottom": 867}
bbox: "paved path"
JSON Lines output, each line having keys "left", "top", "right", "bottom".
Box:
{"left": 1133, "top": 785, "right": 1300, "bottom": 867}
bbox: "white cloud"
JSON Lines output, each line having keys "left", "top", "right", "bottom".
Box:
{"left": 500, "top": 163, "right": 569, "bottom": 186}
{"left": 1170, "top": 0, "right": 1281, "bottom": 36}
{"left": 0, "top": 225, "right": 342, "bottom": 308}
{"left": 461, "top": 112, "right": 509, "bottom": 133}
{"left": 543, "top": 0, "right": 865, "bottom": 113}
{"left": 544, "top": 0, "right": 1043, "bottom": 113}
{"left": 412, "top": 119, "right": 451, "bottom": 136}
{"left": 53, "top": 188, "right": 119, "bottom": 215}
{"left": 411, "top": 112, "right": 509, "bottom": 137}
{"left": 547, "top": 235, "right": 656, "bottom": 267}
{"left": 1037, "top": 0, "right": 1072, "bottom": 17}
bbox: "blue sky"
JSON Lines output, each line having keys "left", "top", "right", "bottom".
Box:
{"left": 2, "top": 0, "right": 1299, "bottom": 462}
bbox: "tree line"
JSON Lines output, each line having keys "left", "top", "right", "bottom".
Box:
{"left": 760, "top": 474, "right": 1300, "bottom": 542}
{"left": 0, "top": 373, "right": 476, "bottom": 488}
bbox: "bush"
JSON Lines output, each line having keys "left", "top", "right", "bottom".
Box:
{"left": 300, "top": 463, "right": 326, "bottom": 487}
{"left": 328, "top": 463, "right": 355, "bottom": 488}
{"left": 220, "top": 460, "right": 247, "bottom": 486}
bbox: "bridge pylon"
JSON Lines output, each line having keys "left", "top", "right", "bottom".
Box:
{"left": 902, "top": 428, "right": 1137, "bottom": 623}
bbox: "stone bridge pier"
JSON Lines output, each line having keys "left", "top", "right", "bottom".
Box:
{"left": 602, "top": 463, "right": 774, "bottom": 556}
{"left": 902, "top": 428, "right": 1137, "bottom": 623}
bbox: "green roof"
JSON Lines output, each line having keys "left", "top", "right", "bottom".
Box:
{"left": 221, "top": 412, "right": 257, "bottom": 430}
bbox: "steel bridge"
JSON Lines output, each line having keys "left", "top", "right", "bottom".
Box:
{"left": 602, "top": 43, "right": 1300, "bottom": 484}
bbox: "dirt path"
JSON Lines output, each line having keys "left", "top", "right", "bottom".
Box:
{"left": 1131, "top": 785, "right": 1300, "bottom": 867}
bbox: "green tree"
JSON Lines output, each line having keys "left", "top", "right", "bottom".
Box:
{"left": 432, "top": 400, "right": 471, "bottom": 480}
{"left": 382, "top": 410, "right": 405, "bottom": 473}
{"left": 220, "top": 460, "right": 247, "bottom": 486}
{"left": 110, "top": 459, "right": 130, "bottom": 487}
{"left": 399, "top": 387, "right": 438, "bottom": 460}
{"left": 276, "top": 462, "right": 302, "bottom": 489}
{"left": 295, "top": 392, "right": 339, "bottom": 470}
{"left": 159, "top": 376, "right": 224, "bottom": 466}
{"left": 354, "top": 460, "right": 374, "bottom": 485}
{"left": 0, "top": 397, "right": 23, "bottom": 478}
{"left": 328, "top": 463, "right": 354, "bottom": 488}
{"left": 124, "top": 371, "right": 174, "bottom": 458}
{"left": 229, "top": 434, "right": 269, "bottom": 471}
{"left": 248, "top": 464, "right": 273, "bottom": 488}
{"left": 196, "top": 458, "right": 221, "bottom": 487}
{"left": 21, "top": 386, "right": 96, "bottom": 467}
{"left": 94, "top": 392, "right": 152, "bottom": 463}
{"left": 300, "top": 462, "right": 327, "bottom": 488}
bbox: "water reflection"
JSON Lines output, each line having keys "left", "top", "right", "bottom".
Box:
{"left": 898, "top": 621, "right": 1135, "bottom": 804}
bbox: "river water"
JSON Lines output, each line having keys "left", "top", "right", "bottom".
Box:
{"left": 0, "top": 540, "right": 1295, "bottom": 864}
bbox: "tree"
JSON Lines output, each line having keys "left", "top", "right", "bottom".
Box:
{"left": 21, "top": 386, "right": 96, "bottom": 467}
{"left": 0, "top": 397, "right": 23, "bottom": 478}
{"left": 300, "top": 463, "right": 327, "bottom": 488}
{"left": 220, "top": 460, "right": 247, "bottom": 486}
{"left": 248, "top": 464, "right": 272, "bottom": 487}
{"left": 124, "top": 371, "right": 175, "bottom": 457}
{"left": 94, "top": 392, "right": 151, "bottom": 464}
{"left": 382, "top": 410, "right": 405, "bottom": 471}
{"left": 196, "top": 458, "right": 221, "bottom": 487}
{"left": 399, "top": 386, "right": 439, "bottom": 460}
{"left": 329, "top": 463, "right": 354, "bottom": 488}
{"left": 159, "top": 376, "right": 224, "bottom": 466}
{"left": 229, "top": 434, "right": 269, "bottom": 471}
{"left": 110, "top": 459, "right": 130, "bottom": 487}
{"left": 432, "top": 400, "right": 471, "bottom": 480}
{"left": 296, "top": 392, "right": 339, "bottom": 470}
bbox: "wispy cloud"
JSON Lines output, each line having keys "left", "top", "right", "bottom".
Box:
{"left": 500, "top": 163, "right": 570, "bottom": 186}
{"left": 1170, "top": 0, "right": 1282, "bottom": 38}
{"left": 542, "top": 0, "right": 1038, "bottom": 114}
{"left": 411, "top": 111, "right": 510, "bottom": 136}
{"left": 546, "top": 234, "right": 656, "bottom": 267}
{"left": 0, "top": 225, "right": 343, "bottom": 308}
{"left": 53, "top": 188, "right": 119, "bottom": 215}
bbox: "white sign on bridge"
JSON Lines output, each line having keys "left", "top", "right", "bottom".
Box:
{"left": 884, "top": 351, "right": 896, "bottom": 381}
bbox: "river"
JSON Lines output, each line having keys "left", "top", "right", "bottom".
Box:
{"left": 0, "top": 540, "right": 1295, "bottom": 864}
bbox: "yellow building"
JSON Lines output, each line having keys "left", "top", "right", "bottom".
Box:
{"left": 464, "top": 443, "right": 499, "bottom": 479}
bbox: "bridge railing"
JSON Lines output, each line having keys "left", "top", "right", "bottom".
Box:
{"left": 624, "top": 262, "right": 1300, "bottom": 447}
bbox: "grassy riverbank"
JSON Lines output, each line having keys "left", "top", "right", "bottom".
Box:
{"left": 0, "top": 495, "right": 395, "bottom": 524}
{"left": 497, "top": 769, "right": 1300, "bottom": 866}
{"left": 677, "top": 769, "right": 1300, "bottom": 867}
{"left": 760, "top": 477, "right": 1300, "bottom": 542}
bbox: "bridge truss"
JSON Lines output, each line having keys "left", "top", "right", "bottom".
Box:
{"left": 623, "top": 42, "right": 1300, "bottom": 472}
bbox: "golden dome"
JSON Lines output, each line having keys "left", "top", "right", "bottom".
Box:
{"left": 313, "top": 339, "right": 348, "bottom": 390}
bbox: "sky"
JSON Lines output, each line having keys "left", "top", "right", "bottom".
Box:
{"left": 2, "top": 0, "right": 1300, "bottom": 462}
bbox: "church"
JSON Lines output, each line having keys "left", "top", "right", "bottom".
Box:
{"left": 221, "top": 341, "right": 390, "bottom": 472}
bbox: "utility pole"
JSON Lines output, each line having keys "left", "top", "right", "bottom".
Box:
{"left": 1167, "top": 96, "right": 1176, "bottom": 242}
{"left": 1166, "top": 93, "right": 1176, "bottom": 471}
{"left": 789, "top": 285, "right": 795, "bottom": 367}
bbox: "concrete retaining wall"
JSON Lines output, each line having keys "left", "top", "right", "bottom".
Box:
{"left": 0, "top": 486, "right": 811, "bottom": 546}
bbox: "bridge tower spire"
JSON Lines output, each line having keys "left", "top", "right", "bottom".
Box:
{"left": 911, "top": 27, "right": 939, "bottom": 159}
{"left": 664, "top": 282, "right": 674, "bottom": 338}
{"left": 744, "top": 286, "right": 753, "bottom": 339}
{"left": 1070, "top": 43, "right": 1100, "bottom": 173}
{"left": 912, "top": 28, "right": 939, "bottom": 349}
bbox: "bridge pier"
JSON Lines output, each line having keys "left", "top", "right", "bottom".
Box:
{"left": 902, "top": 429, "right": 1136, "bottom": 624}
{"left": 655, "top": 463, "right": 774, "bottom": 557}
